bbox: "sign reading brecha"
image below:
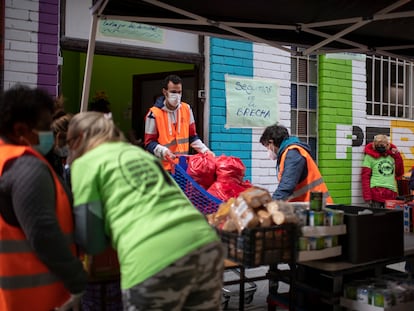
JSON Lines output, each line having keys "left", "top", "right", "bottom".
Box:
{"left": 225, "top": 75, "right": 279, "bottom": 128}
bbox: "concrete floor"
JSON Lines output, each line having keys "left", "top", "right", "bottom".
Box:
{"left": 222, "top": 265, "right": 290, "bottom": 310}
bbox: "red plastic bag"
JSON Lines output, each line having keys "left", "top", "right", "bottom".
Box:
{"left": 215, "top": 155, "right": 246, "bottom": 183}
{"left": 207, "top": 180, "right": 252, "bottom": 201}
{"left": 186, "top": 153, "right": 216, "bottom": 189}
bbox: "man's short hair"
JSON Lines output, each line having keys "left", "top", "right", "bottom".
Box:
{"left": 163, "top": 75, "right": 182, "bottom": 89}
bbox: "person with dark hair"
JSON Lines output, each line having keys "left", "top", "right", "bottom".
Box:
{"left": 45, "top": 95, "right": 73, "bottom": 187}
{"left": 260, "top": 123, "right": 333, "bottom": 204}
{"left": 0, "top": 85, "right": 87, "bottom": 311}
{"left": 144, "top": 74, "right": 214, "bottom": 171}
{"left": 89, "top": 90, "right": 111, "bottom": 114}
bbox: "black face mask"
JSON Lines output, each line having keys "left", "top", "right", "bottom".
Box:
{"left": 376, "top": 146, "right": 386, "bottom": 153}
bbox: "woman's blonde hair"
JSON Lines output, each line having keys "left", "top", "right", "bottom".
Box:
{"left": 68, "top": 112, "right": 125, "bottom": 160}
{"left": 373, "top": 134, "right": 389, "bottom": 144}
{"left": 373, "top": 134, "right": 390, "bottom": 150}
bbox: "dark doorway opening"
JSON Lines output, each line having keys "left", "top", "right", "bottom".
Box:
{"left": 132, "top": 69, "right": 202, "bottom": 144}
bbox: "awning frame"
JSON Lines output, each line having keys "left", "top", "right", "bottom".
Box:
{"left": 80, "top": 0, "right": 414, "bottom": 111}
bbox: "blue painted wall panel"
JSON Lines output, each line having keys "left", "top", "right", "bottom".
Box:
{"left": 209, "top": 38, "right": 253, "bottom": 179}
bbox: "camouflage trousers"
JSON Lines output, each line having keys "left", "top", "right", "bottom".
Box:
{"left": 122, "top": 241, "right": 224, "bottom": 311}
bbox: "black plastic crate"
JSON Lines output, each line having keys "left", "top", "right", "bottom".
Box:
{"left": 330, "top": 205, "right": 404, "bottom": 264}
{"left": 218, "top": 224, "right": 298, "bottom": 268}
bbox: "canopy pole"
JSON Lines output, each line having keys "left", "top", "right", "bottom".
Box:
{"left": 80, "top": 13, "right": 99, "bottom": 112}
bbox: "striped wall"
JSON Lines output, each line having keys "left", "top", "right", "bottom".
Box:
{"left": 209, "top": 39, "right": 414, "bottom": 204}
{"left": 4, "top": 0, "right": 59, "bottom": 95}
{"left": 37, "top": 0, "right": 59, "bottom": 96}
{"left": 318, "top": 56, "right": 353, "bottom": 204}
{"left": 251, "top": 44, "right": 291, "bottom": 193}
{"left": 209, "top": 38, "right": 291, "bottom": 194}
{"left": 209, "top": 38, "right": 254, "bottom": 179}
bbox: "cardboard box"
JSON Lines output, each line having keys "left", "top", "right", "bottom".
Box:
{"left": 330, "top": 205, "right": 404, "bottom": 264}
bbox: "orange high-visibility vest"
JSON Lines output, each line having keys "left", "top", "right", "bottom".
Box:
{"left": 0, "top": 141, "right": 76, "bottom": 311}
{"left": 278, "top": 145, "right": 333, "bottom": 204}
{"left": 150, "top": 103, "right": 191, "bottom": 171}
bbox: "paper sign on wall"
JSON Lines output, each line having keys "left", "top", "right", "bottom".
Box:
{"left": 225, "top": 75, "right": 279, "bottom": 128}
{"left": 99, "top": 20, "right": 164, "bottom": 43}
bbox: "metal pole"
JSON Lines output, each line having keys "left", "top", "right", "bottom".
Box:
{"left": 80, "top": 13, "right": 99, "bottom": 112}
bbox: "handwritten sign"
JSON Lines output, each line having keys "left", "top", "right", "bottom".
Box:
{"left": 99, "top": 20, "right": 163, "bottom": 43}
{"left": 225, "top": 75, "right": 279, "bottom": 128}
{"left": 325, "top": 52, "right": 366, "bottom": 61}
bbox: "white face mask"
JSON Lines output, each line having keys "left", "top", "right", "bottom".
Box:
{"left": 167, "top": 92, "right": 181, "bottom": 107}
{"left": 267, "top": 145, "right": 277, "bottom": 160}
{"left": 267, "top": 144, "right": 277, "bottom": 160}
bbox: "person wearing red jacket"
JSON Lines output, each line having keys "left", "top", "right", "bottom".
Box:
{"left": 361, "top": 134, "right": 404, "bottom": 208}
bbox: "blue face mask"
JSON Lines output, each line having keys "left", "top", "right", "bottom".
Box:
{"left": 33, "top": 131, "right": 54, "bottom": 155}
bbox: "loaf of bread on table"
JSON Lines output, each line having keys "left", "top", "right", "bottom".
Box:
{"left": 239, "top": 186, "right": 272, "bottom": 208}
{"left": 229, "top": 197, "right": 260, "bottom": 233}
{"left": 265, "top": 201, "right": 298, "bottom": 225}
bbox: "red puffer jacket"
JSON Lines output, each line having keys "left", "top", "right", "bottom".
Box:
{"left": 361, "top": 142, "right": 404, "bottom": 202}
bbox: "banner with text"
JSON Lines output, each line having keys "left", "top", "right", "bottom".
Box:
{"left": 225, "top": 75, "right": 279, "bottom": 128}
{"left": 99, "top": 20, "right": 163, "bottom": 43}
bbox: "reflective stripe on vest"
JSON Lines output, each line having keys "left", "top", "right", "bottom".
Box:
{"left": 151, "top": 103, "right": 191, "bottom": 170}
{"left": 0, "top": 272, "right": 60, "bottom": 290}
{"left": 0, "top": 233, "right": 74, "bottom": 253}
{"left": 0, "top": 142, "right": 75, "bottom": 310}
{"left": 278, "top": 144, "right": 333, "bottom": 203}
{"left": 164, "top": 137, "right": 190, "bottom": 149}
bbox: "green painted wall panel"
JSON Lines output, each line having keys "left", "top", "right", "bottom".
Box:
{"left": 318, "top": 55, "right": 353, "bottom": 204}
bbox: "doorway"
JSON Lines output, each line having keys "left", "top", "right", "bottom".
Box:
{"left": 132, "top": 69, "right": 202, "bottom": 144}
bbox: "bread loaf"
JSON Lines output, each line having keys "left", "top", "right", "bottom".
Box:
{"left": 239, "top": 186, "right": 272, "bottom": 208}
{"left": 229, "top": 197, "right": 260, "bottom": 233}
{"left": 256, "top": 209, "right": 273, "bottom": 227}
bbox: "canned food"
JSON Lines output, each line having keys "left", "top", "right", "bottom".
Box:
{"left": 372, "top": 288, "right": 394, "bottom": 307}
{"left": 309, "top": 211, "right": 325, "bottom": 226}
{"left": 298, "top": 237, "right": 309, "bottom": 251}
{"left": 357, "top": 286, "right": 369, "bottom": 304}
{"left": 310, "top": 191, "right": 323, "bottom": 211}
{"left": 344, "top": 282, "right": 360, "bottom": 300}
{"left": 308, "top": 237, "right": 324, "bottom": 250}
{"left": 324, "top": 236, "right": 333, "bottom": 248}
{"left": 333, "top": 210, "right": 344, "bottom": 225}
{"left": 297, "top": 209, "right": 308, "bottom": 226}
{"left": 324, "top": 209, "right": 344, "bottom": 226}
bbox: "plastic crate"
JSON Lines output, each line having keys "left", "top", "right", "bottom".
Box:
{"left": 171, "top": 157, "right": 222, "bottom": 215}
{"left": 218, "top": 224, "right": 298, "bottom": 268}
